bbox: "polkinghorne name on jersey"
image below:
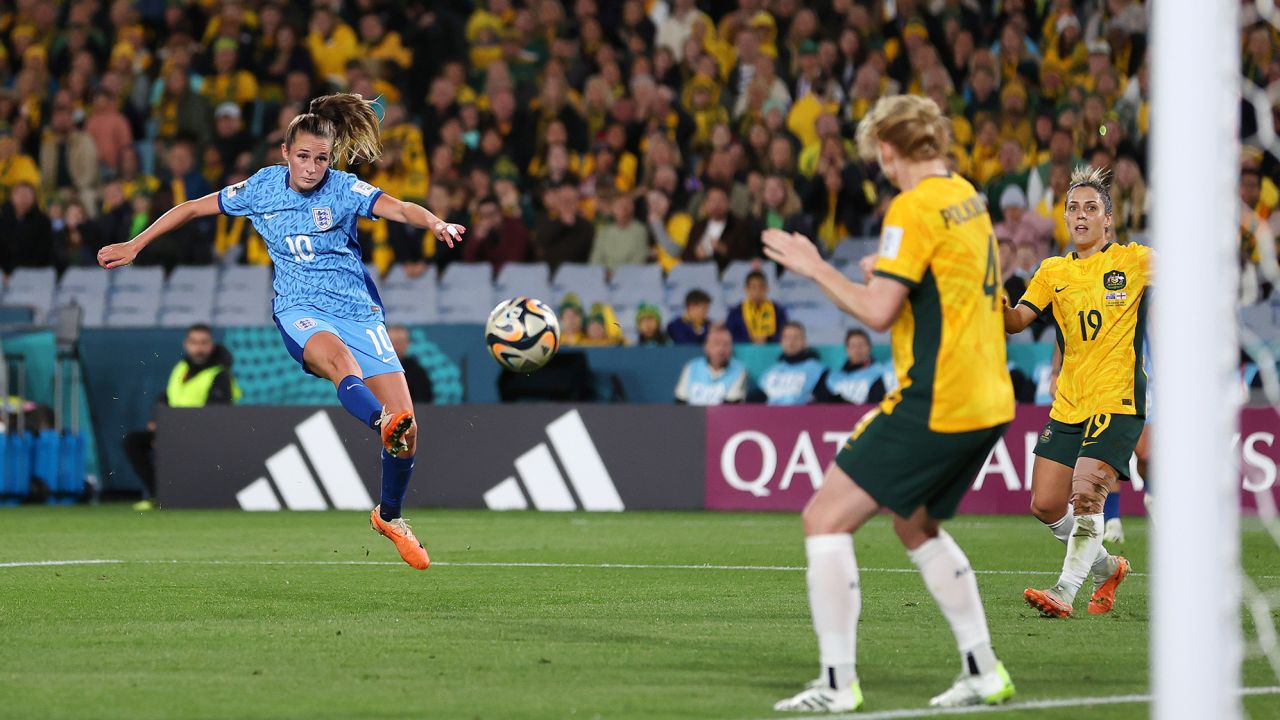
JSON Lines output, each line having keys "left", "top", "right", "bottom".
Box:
{"left": 939, "top": 194, "right": 988, "bottom": 229}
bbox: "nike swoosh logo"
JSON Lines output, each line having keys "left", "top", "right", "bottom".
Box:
{"left": 344, "top": 383, "right": 359, "bottom": 390}
{"left": 1082, "top": 441, "right": 1099, "bottom": 447}
{"left": 1054, "top": 286, "right": 1068, "bottom": 293}
{"left": 263, "top": 213, "right": 279, "bottom": 219}
{"left": 381, "top": 356, "right": 395, "bottom": 363}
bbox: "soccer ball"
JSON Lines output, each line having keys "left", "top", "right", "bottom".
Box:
{"left": 485, "top": 297, "right": 561, "bottom": 373}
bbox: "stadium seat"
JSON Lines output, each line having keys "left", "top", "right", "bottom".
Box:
{"left": 777, "top": 280, "right": 827, "bottom": 309}
{"left": 831, "top": 238, "right": 878, "bottom": 265}
{"left": 105, "top": 288, "right": 161, "bottom": 327}
{"left": 59, "top": 267, "right": 108, "bottom": 295}
{"left": 55, "top": 268, "right": 109, "bottom": 326}
{"left": 777, "top": 270, "right": 827, "bottom": 308}
{"left": 1, "top": 284, "right": 54, "bottom": 324}
{"left": 158, "top": 307, "right": 212, "bottom": 328}
{"left": 7, "top": 267, "right": 56, "bottom": 294}
{"left": 167, "top": 266, "right": 218, "bottom": 293}
{"left": 382, "top": 281, "right": 440, "bottom": 325}
{"left": 219, "top": 265, "right": 273, "bottom": 297}
{"left": 438, "top": 263, "right": 494, "bottom": 323}
{"left": 159, "top": 291, "right": 216, "bottom": 326}
{"left": 211, "top": 290, "right": 271, "bottom": 326}
{"left": 665, "top": 262, "right": 723, "bottom": 311}
{"left": 210, "top": 266, "right": 273, "bottom": 327}
{"left": 609, "top": 264, "right": 664, "bottom": 307}
{"left": 161, "top": 267, "right": 218, "bottom": 328}
{"left": 494, "top": 262, "right": 552, "bottom": 303}
{"left": 380, "top": 264, "right": 418, "bottom": 292}
{"left": 790, "top": 306, "right": 845, "bottom": 346}
{"left": 552, "top": 263, "right": 609, "bottom": 307}
{"left": 212, "top": 304, "right": 271, "bottom": 327}
{"left": 109, "top": 266, "right": 165, "bottom": 294}
{"left": 612, "top": 303, "right": 642, "bottom": 343}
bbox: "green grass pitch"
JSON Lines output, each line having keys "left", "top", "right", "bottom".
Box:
{"left": 1, "top": 507, "right": 1278, "bottom": 719}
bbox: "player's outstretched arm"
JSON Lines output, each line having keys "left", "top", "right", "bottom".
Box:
{"left": 373, "top": 193, "right": 467, "bottom": 249}
{"left": 97, "top": 193, "right": 222, "bottom": 269}
{"left": 762, "top": 229, "right": 908, "bottom": 332}
{"left": 1004, "top": 301, "right": 1037, "bottom": 334}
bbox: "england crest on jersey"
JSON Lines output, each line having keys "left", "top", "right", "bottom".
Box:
{"left": 312, "top": 207, "right": 333, "bottom": 231}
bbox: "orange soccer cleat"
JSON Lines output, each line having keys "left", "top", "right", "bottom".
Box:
{"left": 370, "top": 506, "right": 431, "bottom": 570}
{"left": 1088, "top": 556, "right": 1131, "bottom": 615}
{"left": 378, "top": 408, "right": 415, "bottom": 456}
{"left": 1024, "top": 586, "right": 1073, "bottom": 618}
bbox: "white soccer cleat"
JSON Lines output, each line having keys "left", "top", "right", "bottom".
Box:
{"left": 1103, "top": 517, "right": 1126, "bottom": 544}
{"left": 773, "top": 683, "right": 863, "bottom": 713}
{"left": 928, "top": 663, "right": 1015, "bottom": 708}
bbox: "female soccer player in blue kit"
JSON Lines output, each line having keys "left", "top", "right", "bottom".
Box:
{"left": 98, "top": 94, "right": 464, "bottom": 571}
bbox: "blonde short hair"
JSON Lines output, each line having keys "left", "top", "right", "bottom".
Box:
{"left": 855, "top": 95, "right": 950, "bottom": 163}
{"left": 1067, "top": 165, "right": 1113, "bottom": 214}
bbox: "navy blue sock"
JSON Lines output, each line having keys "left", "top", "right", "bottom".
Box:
{"left": 336, "top": 375, "right": 381, "bottom": 429}
{"left": 1103, "top": 491, "right": 1121, "bottom": 522}
{"left": 379, "top": 450, "right": 415, "bottom": 521}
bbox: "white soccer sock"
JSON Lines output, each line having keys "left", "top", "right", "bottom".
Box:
{"left": 908, "top": 531, "right": 998, "bottom": 676}
{"left": 1058, "top": 513, "right": 1105, "bottom": 600}
{"left": 805, "top": 533, "right": 859, "bottom": 690}
{"left": 1046, "top": 514, "right": 1112, "bottom": 579}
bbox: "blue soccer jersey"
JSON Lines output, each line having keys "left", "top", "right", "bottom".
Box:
{"left": 218, "top": 165, "right": 385, "bottom": 321}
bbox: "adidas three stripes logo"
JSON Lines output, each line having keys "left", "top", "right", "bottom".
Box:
{"left": 236, "top": 412, "right": 374, "bottom": 511}
{"left": 235, "top": 409, "right": 623, "bottom": 512}
{"left": 483, "top": 410, "right": 624, "bottom": 511}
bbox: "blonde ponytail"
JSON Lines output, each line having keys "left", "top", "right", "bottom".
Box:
{"left": 285, "top": 93, "right": 383, "bottom": 164}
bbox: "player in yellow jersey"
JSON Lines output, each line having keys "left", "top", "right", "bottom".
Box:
{"left": 762, "top": 95, "right": 1015, "bottom": 713}
{"left": 1004, "top": 166, "right": 1148, "bottom": 618}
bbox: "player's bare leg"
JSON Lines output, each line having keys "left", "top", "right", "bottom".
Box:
{"left": 1026, "top": 456, "right": 1120, "bottom": 616}
{"left": 303, "top": 331, "right": 415, "bottom": 454}
{"left": 774, "top": 464, "right": 878, "bottom": 713}
{"left": 1027, "top": 458, "right": 1129, "bottom": 616}
{"left": 1103, "top": 476, "right": 1126, "bottom": 544}
{"left": 1134, "top": 424, "right": 1151, "bottom": 481}
{"left": 894, "top": 508, "right": 1015, "bottom": 708}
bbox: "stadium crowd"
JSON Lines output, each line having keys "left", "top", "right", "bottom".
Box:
{"left": 0, "top": 0, "right": 1277, "bottom": 333}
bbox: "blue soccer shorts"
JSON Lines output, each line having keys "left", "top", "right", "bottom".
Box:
{"left": 274, "top": 306, "right": 405, "bottom": 379}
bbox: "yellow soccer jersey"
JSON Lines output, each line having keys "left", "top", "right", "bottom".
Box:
{"left": 1019, "top": 242, "right": 1152, "bottom": 423}
{"left": 873, "top": 174, "right": 1015, "bottom": 433}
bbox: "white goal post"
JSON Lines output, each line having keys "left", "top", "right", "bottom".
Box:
{"left": 1150, "top": 1, "right": 1242, "bottom": 719}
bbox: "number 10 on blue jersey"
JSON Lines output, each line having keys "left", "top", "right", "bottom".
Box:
{"left": 285, "top": 235, "right": 315, "bottom": 262}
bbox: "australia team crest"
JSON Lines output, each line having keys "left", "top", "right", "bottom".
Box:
{"left": 1103, "top": 270, "right": 1127, "bottom": 291}
{"left": 312, "top": 207, "right": 333, "bottom": 230}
